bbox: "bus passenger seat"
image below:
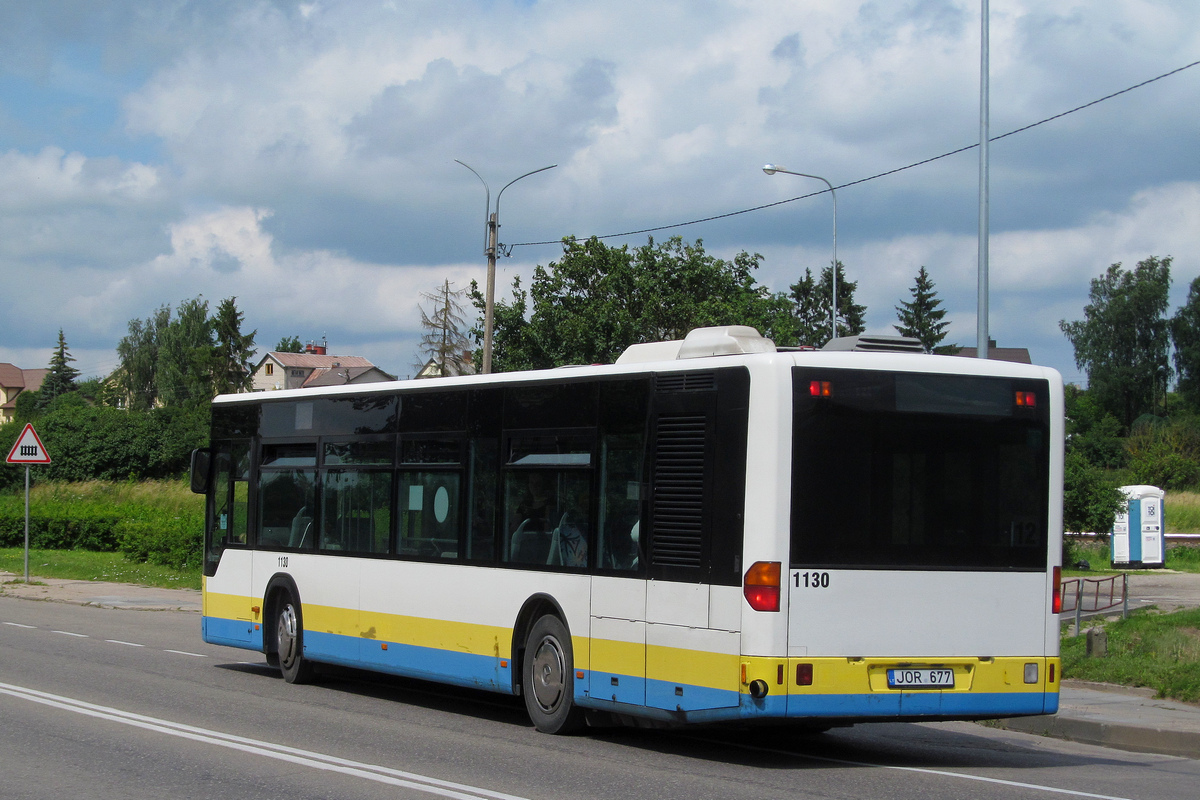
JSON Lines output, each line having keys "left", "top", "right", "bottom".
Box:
{"left": 289, "top": 510, "right": 312, "bottom": 549}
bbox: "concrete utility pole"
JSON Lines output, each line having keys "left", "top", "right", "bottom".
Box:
{"left": 456, "top": 161, "right": 556, "bottom": 374}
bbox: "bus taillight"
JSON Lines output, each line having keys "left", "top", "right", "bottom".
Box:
{"left": 744, "top": 561, "right": 781, "bottom": 612}
{"left": 1052, "top": 566, "right": 1062, "bottom": 614}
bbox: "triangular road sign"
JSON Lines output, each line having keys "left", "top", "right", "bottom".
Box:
{"left": 6, "top": 423, "right": 51, "bottom": 464}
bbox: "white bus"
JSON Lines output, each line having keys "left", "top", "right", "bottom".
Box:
{"left": 191, "top": 326, "right": 1063, "bottom": 733}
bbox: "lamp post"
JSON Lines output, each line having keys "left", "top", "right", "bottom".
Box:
{"left": 456, "top": 160, "right": 557, "bottom": 374}
{"left": 763, "top": 165, "right": 838, "bottom": 341}
{"left": 977, "top": 0, "right": 990, "bottom": 359}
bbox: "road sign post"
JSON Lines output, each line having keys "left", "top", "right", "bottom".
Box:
{"left": 6, "top": 424, "right": 52, "bottom": 582}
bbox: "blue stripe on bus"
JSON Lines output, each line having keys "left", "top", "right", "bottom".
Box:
{"left": 202, "top": 616, "right": 262, "bottom": 649}
{"left": 203, "top": 615, "right": 1055, "bottom": 723}
{"left": 303, "top": 630, "right": 515, "bottom": 694}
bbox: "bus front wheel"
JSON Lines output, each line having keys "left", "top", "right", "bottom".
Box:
{"left": 522, "top": 615, "right": 584, "bottom": 734}
{"left": 276, "top": 593, "right": 315, "bottom": 684}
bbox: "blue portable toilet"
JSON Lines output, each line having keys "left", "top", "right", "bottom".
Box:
{"left": 1111, "top": 485, "right": 1165, "bottom": 569}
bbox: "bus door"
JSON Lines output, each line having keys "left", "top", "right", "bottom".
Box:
{"left": 643, "top": 371, "right": 745, "bottom": 713}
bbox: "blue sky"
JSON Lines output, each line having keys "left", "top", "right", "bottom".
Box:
{"left": 1, "top": 0, "right": 1198, "bottom": 383}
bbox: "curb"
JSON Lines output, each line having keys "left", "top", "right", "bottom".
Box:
{"left": 994, "top": 714, "right": 1200, "bottom": 759}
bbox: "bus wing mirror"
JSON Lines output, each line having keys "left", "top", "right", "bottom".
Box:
{"left": 190, "top": 448, "right": 214, "bottom": 494}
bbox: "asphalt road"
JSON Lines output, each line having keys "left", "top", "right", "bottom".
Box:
{"left": 1, "top": 596, "right": 1198, "bottom": 800}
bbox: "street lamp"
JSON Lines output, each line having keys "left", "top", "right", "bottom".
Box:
{"left": 762, "top": 165, "right": 838, "bottom": 341}
{"left": 456, "top": 160, "right": 557, "bottom": 374}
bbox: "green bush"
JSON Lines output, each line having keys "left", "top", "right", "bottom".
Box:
{"left": 0, "top": 480, "right": 203, "bottom": 569}
{"left": 0, "top": 402, "right": 209, "bottom": 493}
{"left": 1063, "top": 449, "right": 1125, "bottom": 533}
{"left": 115, "top": 510, "right": 202, "bottom": 571}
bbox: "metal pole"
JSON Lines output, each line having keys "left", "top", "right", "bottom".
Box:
{"left": 1080, "top": 578, "right": 1089, "bottom": 633}
{"left": 483, "top": 212, "right": 498, "bottom": 374}
{"left": 24, "top": 466, "right": 30, "bottom": 582}
{"left": 976, "top": 0, "right": 990, "bottom": 359}
{"left": 1122, "top": 572, "right": 1129, "bottom": 619}
{"left": 456, "top": 161, "right": 555, "bottom": 375}
{"left": 761, "top": 166, "right": 837, "bottom": 340}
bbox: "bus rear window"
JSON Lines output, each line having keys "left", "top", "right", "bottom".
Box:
{"left": 791, "top": 368, "right": 1050, "bottom": 570}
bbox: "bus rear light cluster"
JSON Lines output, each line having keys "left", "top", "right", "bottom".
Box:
{"left": 796, "top": 663, "right": 813, "bottom": 686}
{"left": 1052, "top": 566, "right": 1062, "bottom": 614}
{"left": 1015, "top": 391, "right": 1037, "bottom": 407}
{"left": 809, "top": 381, "right": 832, "bottom": 397}
{"left": 743, "top": 561, "right": 781, "bottom": 612}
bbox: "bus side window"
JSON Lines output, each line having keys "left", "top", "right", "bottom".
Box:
{"left": 398, "top": 472, "right": 461, "bottom": 559}
{"left": 599, "top": 433, "right": 643, "bottom": 571}
{"left": 205, "top": 451, "right": 232, "bottom": 573}
{"left": 467, "top": 438, "right": 497, "bottom": 561}
{"left": 229, "top": 442, "right": 250, "bottom": 545}
{"left": 322, "top": 470, "right": 391, "bottom": 554}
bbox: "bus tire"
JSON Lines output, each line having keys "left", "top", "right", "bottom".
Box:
{"left": 522, "top": 615, "right": 584, "bottom": 734}
{"left": 276, "top": 592, "right": 315, "bottom": 684}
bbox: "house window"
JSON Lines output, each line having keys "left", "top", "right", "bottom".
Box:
{"left": 265, "top": 364, "right": 274, "bottom": 376}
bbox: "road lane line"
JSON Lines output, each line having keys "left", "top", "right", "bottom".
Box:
{"left": 3, "top": 622, "right": 36, "bottom": 628}
{"left": 106, "top": 640, "right": 145, "bottom": 647}
{"left": 51, "top": 630, "right": 88, "bottom": 637}
{"left": 689, "top": 735, "right": 1137, "bottom": 800}
{"left": 0, "top": 681, "right": 531, "bottom": 800}
{"left": 163, "top": 650, "right": 206, "bottom": 657}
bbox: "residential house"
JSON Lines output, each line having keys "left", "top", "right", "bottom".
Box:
{"left": 0, "top": 364, "right": 48, "bottom": 424}
{"left": 251, "top": 341, "right": 396, "bottom": 392}
{"left": 414, "top": 350, "right": 477, "bottom": 379}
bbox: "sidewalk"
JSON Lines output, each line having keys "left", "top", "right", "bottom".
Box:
{"left": 2, "top": 572, "right": 1199, "bottom": 759}
{"left": 0, "top": 571, "right": 201, "bottom": 612}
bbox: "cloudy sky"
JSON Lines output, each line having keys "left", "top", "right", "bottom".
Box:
{"left": 1, "top": 1, "right": 1197, "bottom": 384}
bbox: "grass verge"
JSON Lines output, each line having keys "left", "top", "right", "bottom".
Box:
{"left": 1064, "top": 537, "right": 1200, "bottom": 575}
{"left": 1062, "top": 607, "right": 1200, "bottom": 703}
{"left": 0, "top": 548, "right": 200, "bottom": 591}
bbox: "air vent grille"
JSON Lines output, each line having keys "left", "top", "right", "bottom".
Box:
{"left": 655, "top": 372, "right": 716, "bottom": 392}
{"left": 652, "top": 414, "right": 707, "bottom": 568}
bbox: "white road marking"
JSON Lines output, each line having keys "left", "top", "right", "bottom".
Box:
{"left": 163, "top": 650, "right": 206, "bottom": 657}
{"left": 3, "top": 622, "right": 36, "bottom": 628}
{"left": 51, "top": 630, "right": 88, "bottom": 637}
{"left": 106, "top": 640, "right": 145, "bottom": 647}
{"left": 694, "top": 735, "right": 1138, "bottom": 800}
{"left": 0, "top": 681, "right": 530, "bottom": 800}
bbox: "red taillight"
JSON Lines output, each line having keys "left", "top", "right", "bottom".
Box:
{"left": 796, "top": 663, "right": 813, "bottom": 686}
{"left": 1015, "top": 391, "right": 1037, "bottom": 407}
{"left": 744, "top": 561, "right": 781, "bottom": 612}
{"left": 809, "top": 380, "right": 832, "bottom": 397}
{"left": 1052, "top": 566, "right": 1062, "bottom": 614}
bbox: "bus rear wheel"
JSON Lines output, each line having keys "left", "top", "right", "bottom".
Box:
{"left": 276, "top": 593, "right": 315, "bottom": 684}
{"left": 522, "top": 615, "right": 585, "bottom": 734}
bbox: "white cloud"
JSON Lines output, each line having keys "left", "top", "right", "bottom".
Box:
{"left": 2, "top": 0, "right": 1199, "bottom": 386}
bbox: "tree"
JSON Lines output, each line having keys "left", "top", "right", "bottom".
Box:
{"left": 275, "top": 335, "right": 303, "bottom": 353}
{"left": 788, "top": 261, "right": 866, "bottom": 348}
{"left": 37, "top": 329, "right": 80, "bottom": 409}
{"left": 115, "top": 305, "right": 170, "bottom": 411}
{"left": 1060, "top": 256, "right": 1173, "bottom": 430}
{"left": 157, "top": 296, "right": 213, "bottom": 406}
{"left": 414, "top": 280, "right": 472, "bottom": 377}
{"left": 473, "top": 236, "right": 793, "bottom": 370}
{"left": 894, "top": 266, "right": 951, "bottom": 353}
{"left": 1170, "top": 274, "right": 1200, "bottom": 412}
{"left": 211, "top": 296, "right": 257, "bottom": 395}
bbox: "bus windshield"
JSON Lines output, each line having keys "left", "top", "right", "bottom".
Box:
{"left": 790, "top": 368, "right": 1050, "bottom": 570}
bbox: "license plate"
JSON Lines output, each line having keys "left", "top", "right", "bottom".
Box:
{"left": 887, "top": 668, "right": 954, "bottom": 689}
